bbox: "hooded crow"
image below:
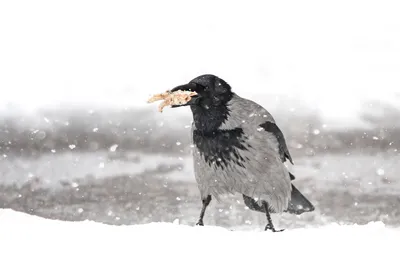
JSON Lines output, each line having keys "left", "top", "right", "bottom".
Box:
{"left": 168, "top": 74, "right": 315, "bottom": 232}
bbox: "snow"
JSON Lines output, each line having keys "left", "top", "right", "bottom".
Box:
{"left": 1, "top": 0, "right": 400, "bottom": 128}
{"left": 1, "top": 151, "right": 399, "bottom": 194}
{"left": 0, "top": 151, "right": 194, "bottom": 188}
{"left": 0, "top": 209, "right": 398, "bottom": 267}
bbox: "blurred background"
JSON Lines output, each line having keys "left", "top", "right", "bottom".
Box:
{"left": 1, "top": 0, "right": 399, "bottom": 230}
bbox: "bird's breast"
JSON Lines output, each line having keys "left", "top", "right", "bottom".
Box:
{"left": 192, "top": 127, "right": 253, "bottom": 170}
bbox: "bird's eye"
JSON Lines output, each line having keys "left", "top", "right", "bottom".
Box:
{"left": 194, "top": 83, "right": 206, "bottom": 93}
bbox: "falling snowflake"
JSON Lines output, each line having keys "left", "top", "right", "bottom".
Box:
{"left": 376, "top": 168, "right": 385, "bottom": 176}
{"left": 109, "top": 144, "right": 118, "bottom": 152}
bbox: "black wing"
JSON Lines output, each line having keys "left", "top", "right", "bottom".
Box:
{"left": 259, "top": 121, "right": 293, "bottom": 165}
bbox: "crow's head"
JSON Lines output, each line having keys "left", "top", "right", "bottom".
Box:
{"left": 170, "top": 74, "right": 234, "bottom": 132}
{"left": 170, "top": 74, "right": 233, "bottom": 109}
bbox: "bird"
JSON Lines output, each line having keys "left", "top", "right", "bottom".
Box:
{"left": 168, "top": 74, "right": 315, "bottom": 232}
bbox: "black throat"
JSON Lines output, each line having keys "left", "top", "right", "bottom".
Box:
{"left": 190, "top": 93, "right": 251, "bottom": 169}
{"left": 190, "top": 93, "right": 233, "bottom": 133}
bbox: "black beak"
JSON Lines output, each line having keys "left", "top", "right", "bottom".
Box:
{"left": 169, "top": 83, "right": 200, "bottom": 108}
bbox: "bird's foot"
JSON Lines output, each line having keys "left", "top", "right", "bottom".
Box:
{"left": 264, "top": 223, "right": 285, "bottom": 232}
{"left": 196, "top": 220, "right": 204, "bottom": 226}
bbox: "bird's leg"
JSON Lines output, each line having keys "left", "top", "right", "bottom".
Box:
{"left": 263, "top": 202, "right": 285, "bottom": 232}
{"left": 243, "top": 195, "right": 264, "bottom": 212}
{"left": 196, "top": 195, "right": 212, "bottom": 226}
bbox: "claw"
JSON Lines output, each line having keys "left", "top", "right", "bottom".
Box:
{"left": 265, "top": 224, "right": 285, "bottom": 232}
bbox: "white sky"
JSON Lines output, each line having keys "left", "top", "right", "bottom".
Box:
{"left": 1, "top": 0, "right": 399, "bottom": 126}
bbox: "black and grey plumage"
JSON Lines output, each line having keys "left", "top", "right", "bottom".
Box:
{"left": 168, "top": 74, "right": 315, "bottom": 231}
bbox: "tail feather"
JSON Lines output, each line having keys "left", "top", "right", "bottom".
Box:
{"left": 285, "top": 184, "right": 315, "bottom": 215}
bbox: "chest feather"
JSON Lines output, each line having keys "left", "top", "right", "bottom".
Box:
{"left": 193, "top": 128, "right": 252, "bottom": 169}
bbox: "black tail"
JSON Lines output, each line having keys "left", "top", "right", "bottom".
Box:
{"left": 243, "top": 184, "right": 315, "bottom": 215}
{"left": 285, "top": 184, "right": 315, "bottom": 215}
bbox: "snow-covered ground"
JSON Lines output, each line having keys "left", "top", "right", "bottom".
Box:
{"left": 0, "top": 208, "right": 399, "bottom": 267}
{"left": 1, "top": 151, "right": 398, "bottom": 193}
{"left": 0, "top": 150, "right": 399, "bottom": 229}
{"left": 0, "top": 151, "right": 195, "bottom": 188}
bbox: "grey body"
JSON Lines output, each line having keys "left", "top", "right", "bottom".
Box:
{"left": 191, "top": 93, "right": 292, "bottom": 213}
